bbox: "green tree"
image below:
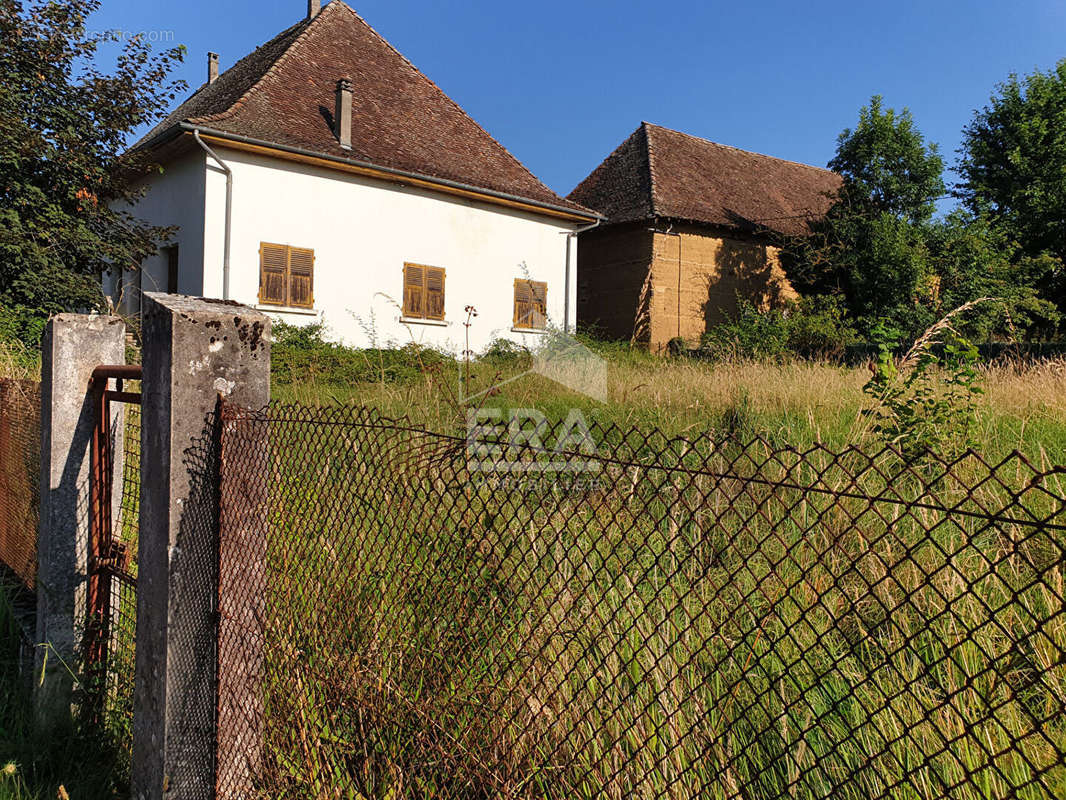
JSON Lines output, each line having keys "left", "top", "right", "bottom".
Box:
{"left": 925, "top": 211, "right": 1059, "bottom": 340}
{"left": 829, "top": 95, "right": 945, "bottom": 224}
{"left": 0, "top": 0, "right": 185, "bottom": 344}
{"left": 957, "top": 60, "right": 1066, "bottom": 311}
{"left": 786, "top": 96, "right": 945, "bottom": 336}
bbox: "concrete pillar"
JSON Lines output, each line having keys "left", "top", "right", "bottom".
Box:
{"left": 132, "top": 294, "right": 269, "bottom": 800}
{"left": 35, "top": 314, "right": 126, "bottom": 730}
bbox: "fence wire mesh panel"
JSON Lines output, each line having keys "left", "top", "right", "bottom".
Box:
{"left": 104, "top": 399, "right": 139, "bottom": 739}
{"left": 0, "top": 379, "right": 40, "bottom": 587}
{"left": 217, "top": 401, "right": 1066, "bottom": 800}
{"left": 83, "top": 390, "right": 140, "bottom": 763}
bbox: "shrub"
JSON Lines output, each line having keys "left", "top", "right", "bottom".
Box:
{"left": 784, "top": 295, "right": 860, "bottom": 357}
{"left": 0, "top": 305, "right": 46, "bottom": 353}
{"left": 862, "top": 307, "right": 985, "bottom": 461}
{"left": 480, "top": 338, "right": 532, "bottom": 368}
{"left": 701, "top": 303, "right": 790, "bottom": 361}
{"left": 699, "top": 297, "right": 858, "bottom": 361}
{"left": 270, "top": 322, "right": 454, "bottom": 387}
{"left": 698, "top": 304, "right": 789, "bottom": 361}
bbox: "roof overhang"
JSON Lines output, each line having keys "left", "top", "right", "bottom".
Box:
{"left": 133, "top": 123, "right": 602, "bottom": 225}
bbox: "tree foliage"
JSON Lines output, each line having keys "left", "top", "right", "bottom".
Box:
{"left": 783, "top": 93, "right": 1059, "bottom": 342}
{"left": 829, "top": 95, "right": 945, "bottom": 225}
{"left": 0, "top": 0, "right": 185, "bottom": 343}
{"left": 786, "top": 96, "right": 945, "bottom": 334}
{"left": 957, "top": 60, "right": 1066, "bottom": 312}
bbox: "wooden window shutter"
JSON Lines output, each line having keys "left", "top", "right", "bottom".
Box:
{"left": 403, "top": 263, "right": 424, "bottom": 318}
{"left": 530, "top": 280, "right": 547, "bottom": 328}
{"left": 259, "top": 242, "right": 288, "bottom": 305}
{"left": 288, "top": 247, "right": 314, "bottom": 309}
{"left": 514, "top": 279, "right": 547, "bottom": 329}
{"left": 514, "top": 279, "right": 532, "bottom": 327}
{"left": 426, "top": 267, "right": 446, "bottom": 320}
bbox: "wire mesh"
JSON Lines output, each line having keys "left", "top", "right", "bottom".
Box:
{"left": 215, "top": 401, "right": 1065, "bottom": 799}
{"left": 104, "top": 400, "right": 140, "bottom": 736}
{"left": 82, "top": 394, "right": 141, "bottom": 763}
{"left": 0, "top": 379, "right": 40, "bottom": 587}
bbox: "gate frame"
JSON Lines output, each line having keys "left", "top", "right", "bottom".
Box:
{"left": 84, "top": 363, "right": 142, "bottom": 724}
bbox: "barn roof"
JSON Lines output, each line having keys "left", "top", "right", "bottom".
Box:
{"left": 568, "top": 123, "right": 841, "bottom": 236}
{"left": 135, "top": 1, "right": 594, "bottom": 218}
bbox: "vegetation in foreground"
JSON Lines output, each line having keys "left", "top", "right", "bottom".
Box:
{"left": 3, "top": 321, "right": 1065, "bottom": 798}
{"left": 251, "top": 391, "right": 1065, "bottom": 798}
{"left": 251, "top": 322, "right": 1066, "bottom": 797}
{"left": 270, "top": 322, "right": 1066, "bottom": 468}
{"left": 0, "top": 573, "right": 129, "bottom": 800}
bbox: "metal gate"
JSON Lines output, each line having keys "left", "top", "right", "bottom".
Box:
{"left": 85, "top": 363, "right": 141, "bottom": 731}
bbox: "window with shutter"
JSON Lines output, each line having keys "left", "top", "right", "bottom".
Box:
{"left": 288, "top": 247, "right": 314, "bottom": 309}
{"left": 426, "top": 267, "right": 445, "bottom": 320}
{"left": 403, "top": 263, "right": 445, "bottom": 320}
{"left": 514, "top": 279, "right": 547, "bottom": 329}
{"left": 259, "top": 242, "right": 315, "bottom": 308}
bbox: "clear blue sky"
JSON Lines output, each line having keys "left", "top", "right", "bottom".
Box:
{"left": 90, "top": 0, "right": 1065, "bottom": 208}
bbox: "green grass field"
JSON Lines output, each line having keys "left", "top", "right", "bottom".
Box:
{"left": 3, "top": 333, "right": 1065, "bottom": 798}
{"left": 272, "top": 340, "right": 1066, "bottom": 466}
{"left": 245, "top": 401, "right": 1065, "bottom": 799}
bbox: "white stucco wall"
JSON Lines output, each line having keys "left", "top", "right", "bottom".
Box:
{"left": 200, "top": 146, "right": 580, "bottom": 353}
{"left": 105, "top": 150, "right": 207, "bottom": 313}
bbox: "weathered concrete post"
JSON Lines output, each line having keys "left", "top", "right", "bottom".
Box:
{"left": 35, "top": 314, "right": 126, "bottom": 730}
{"left": 132, "top": 294, "right": 269, "bottom": 800}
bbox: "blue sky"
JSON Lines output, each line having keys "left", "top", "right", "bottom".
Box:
{"left": 91, "top": 0, "right": 1065, "bottom": 208}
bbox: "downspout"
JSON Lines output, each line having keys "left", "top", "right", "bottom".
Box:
{"left": 562, "top": 218, "right": 601, "bottom": 334}
{"left": 193, "top": 130, "right": 233, "bottom": 301}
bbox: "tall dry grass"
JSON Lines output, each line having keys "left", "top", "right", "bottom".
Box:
{"left": 0, "top": 337, "right": 38, "bottom": 382}
{"left": 273, "top": 352, "right": 1066, "bottom": 464}
{"left": 238, "top": 404, "right": 1066, "bottom": 799}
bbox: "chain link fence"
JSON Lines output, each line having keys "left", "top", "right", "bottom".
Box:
{"left": 0, "top": 378, "right": 40, "bottom": 588}
{"left": 216, "top": 401, "right": 1066, "bottom": 799}
{"left": 100, "top": 399, "right": 140, "bottom": 748}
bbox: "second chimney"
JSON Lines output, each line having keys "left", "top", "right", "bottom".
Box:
{"left": 207, "top": 52, "right": 219, "bottom": 84}
{"left": 308, "top": 0, "right": 321, "bottom": 18}
{"left": 335, "top": 78, "right": 352, "bottom": 150}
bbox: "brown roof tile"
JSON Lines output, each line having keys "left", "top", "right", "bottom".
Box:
{"left": 136, "top": 2, "right": 592, "bottom": 216}
{"left": 568, "top": 122, "right": 841, "bottom": 236}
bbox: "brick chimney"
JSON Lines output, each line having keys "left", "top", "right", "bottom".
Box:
{"left": 335, "top": 78, "right": 352, "bottom": 150}
{"left": 207, "top": 52, "right": 219, "bottom": 84}
{"left": 308, "top": 0, "right": 321, "bottom": 18}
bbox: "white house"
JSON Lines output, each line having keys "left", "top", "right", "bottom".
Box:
{"left": 112, "top": 0, "right": 599, "bottom": 352}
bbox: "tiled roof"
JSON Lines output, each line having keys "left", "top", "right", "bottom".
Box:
{"left": 136, "top": 1, "right": 592, "bottom": 216}
{"left": 568, "top": 122, "right": 841, "bottom": 236}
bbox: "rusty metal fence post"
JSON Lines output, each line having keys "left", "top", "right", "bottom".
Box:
{"left": 132, "top": 294, "right": 269, "bottom": 800}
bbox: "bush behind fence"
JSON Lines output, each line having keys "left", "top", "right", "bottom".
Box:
{"left": 217, "top": 402, "right": 1066, "bottom": 800}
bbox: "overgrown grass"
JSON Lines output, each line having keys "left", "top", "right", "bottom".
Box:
{"left": 271, "top": 331, "right": 1066, "bottom": 466}
{"left": 256, "top": 330, "right": 1066, "bottom": 796}
{"left": 239, "top": 404, "right": 1066, "bottom": 799}
{"left": 0, "top": 338, "right": 38, "bottom": 383}
{"left": 0, "top": 574, "right": 128, "bottom": 800}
